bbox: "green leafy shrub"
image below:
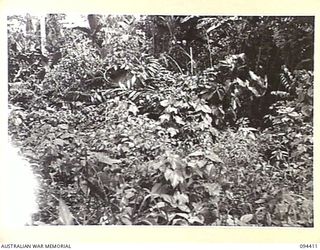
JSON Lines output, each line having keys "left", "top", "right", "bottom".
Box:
{"left": 7, "top": 14, "right": 314, "bottom": 227}
{"left": 7, "top": 15, "right": 45, "bottom": 83}
{"left": 258, "top": 69, "right": 313, "bottom": 226}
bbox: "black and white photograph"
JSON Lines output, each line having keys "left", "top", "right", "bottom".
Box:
{"left": 4, "top": 13, "right": 314, "bottom": 227}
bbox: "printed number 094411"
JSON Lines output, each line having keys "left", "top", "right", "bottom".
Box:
{"left": 300, "top": 244, "right": 318, "bottom": 249}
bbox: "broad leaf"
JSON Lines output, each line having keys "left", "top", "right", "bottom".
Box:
{"left": 60, "top": 133, "right": 74, "bottom": 139}
{"left": 173, "top": 115, "right": 185, "bottom": 125}
{"left": 57, "top": 124, "right": 69, "bottom": 130}
{"left": 203, "top": 183, "right": 221, "bottom": 197}
{"left": 54, "top": 138, "right": 65, "bottom": 147}
{"left": 205, "top": 152, "right": 223, "bottom": 163}
{"left": 121, "top": 216, "right": 132, "bottom": 225}
{"left": 240, "top": 214, "right": 254, "bottom": 223}
{"left": 59, "top": 199, "right": 74, "bottom": 225}
{"left": 159, "top": 113, "right": 170, "bottom": 122}
{"left": 91, "top": 152, "right": 121, "bottom": 165}
{"left": 188, "top": 150, "right": 204, "bottom": 157}
{"left": 164, "top": 169, "right": 184, "bottom": 188}
{"left": 173, "top": 191, "right": 189, "bottom": 204}
{"left": 151, "top": 183, "right": 169, "bottom": 195}
{"left": 160, "top": 99, "right": 170, "bottom": 107}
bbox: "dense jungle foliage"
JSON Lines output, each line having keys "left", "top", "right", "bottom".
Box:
{"left": 7, "top": 14, "right": 313, "bottom": 226}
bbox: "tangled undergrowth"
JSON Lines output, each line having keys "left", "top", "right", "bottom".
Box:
{"left": 7, "top": 14, "right": 313, "bottom": 226}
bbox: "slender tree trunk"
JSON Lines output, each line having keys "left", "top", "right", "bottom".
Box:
{"left": 40, "top": 15, "right": 47, "bottom": 55}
